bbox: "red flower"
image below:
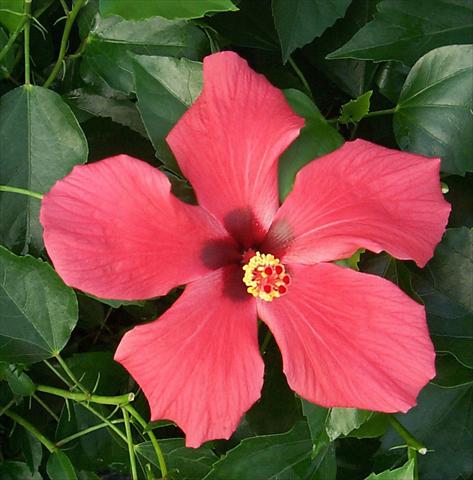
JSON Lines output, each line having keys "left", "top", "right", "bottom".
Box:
{"left": 40, "top": 52, "right": 450, "bottom": 448}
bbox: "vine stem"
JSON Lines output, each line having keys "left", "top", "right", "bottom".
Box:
{"left": 388, "top": 416, "right": 427, "bottom": 454}
{"left": 3, "top": 409, "right": 57, "bottom": 453}
{"left": 44, "top": 355, "right": 166, "bottom": 476}
{"left": 23, "top": 0, "right": 32, "bottom": 85}
{"left": 36, "top": 384, "right": 134, "bottom": 406}
{"left": 56, "top": 419, "right": 125, "bottom": 447}
{"left": 43, "top": 0, "right": 86, "bottom": 88}
{"left": 0, "top": 185, "right": 43, "bottom": 199}
{"left": 123, "top": 407, "right": 139, "bottom": 480}
{"left": 43, "top": 358, "right": 129, "bottom": 442}
{"left": 288, "top": 55, "right": 312, "bottom": 99}
{"left": 125, "top": 404, "right": 168, "bottom": 478}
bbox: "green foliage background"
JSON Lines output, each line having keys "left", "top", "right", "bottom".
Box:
{"left": 0, "top": 0, "right": 472, "bottom": 479}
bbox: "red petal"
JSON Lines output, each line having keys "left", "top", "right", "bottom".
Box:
{"left": 258, "top": 263, "right": 435, "bottom": 412}
{"left": 167, "top": 51, "right": 304, "bottom": 248}
{"left": 264, "top": 139, "right": 450, "bottom": 267}
{"left": 40, "top": 155, "right": 237, "bottom": 300}
{"left": 114, "top": 267, "right": 263, "bottom": 447}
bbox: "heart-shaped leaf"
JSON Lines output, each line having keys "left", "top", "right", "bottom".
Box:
{"left": 0, "top": 246, "right": 78, "bottom": 364}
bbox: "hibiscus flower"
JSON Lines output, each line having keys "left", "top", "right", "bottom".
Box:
{"left": 40, "top": 52, "right": 450, "bottom": 448}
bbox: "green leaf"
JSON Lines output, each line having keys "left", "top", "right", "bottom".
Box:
{"left": 55, "top": 403, "right": 129, "bottom": 472}
{"left": 246, "top": 339, "right": 302, "bottom": 435}
{"left": 382, "top": 383, "right": 473, "bottom": 480}
{"left": 0, "top": 26, "right": 16, "bottom": 78}
{"left": 279, "top": 89, "right": 344, "bottom": 201}
{"left": 100, "top": 0, "right": 238, "bottom": 20}
{"left": 66, "top": 87, "right": 147, "bottom": 138}
{"left": 272, "top": 0, "right": 351, "bottom": 63}
{"left": 204, "top": 422, "right": 316, "bottom": 479}
{"left": 0, "top": 363, "right": 35, "bottom": 396}
{"left": 326, "top": 408, "right": 373, "bottom": 441}
{"left": 301, "top": 400, "right": 330, "bottom": 447}
{"left": 0, "top": 85, "right": 88, "bottom": 253}
{"left": 80, "top": 15, "right": 207, "bottom": 94}
{"left": 411, "top": 228, "right": 473, "bottom": 368}
{"left": 338, "top": 90, "right": 372, "bottom": 124}
{"left": 302, "top": 400, "right": 380, "bottom": 443}
{"left": 305, "top": 0, "right": 379, "bottom": 98}
{"left": 77, "top": 294, "right": 104, "bottom": 331}
{"left": 335, "top": 249, "right": 364, "bottom": 271}
{"left": 65, "top": 352, "right": 128, "bottom": 395}
{"left": 364, "top": 459, "right": 414, "bottom": 480}
{"left": 327, "top": 0, "right": 473, "bottom": 66}
{"left": 0, "top": 246, "right": 78, "bottom": 364}
{"left": 348, "top": 413, "right": 389, "bottom": 439}
{"left": 433, "top": 353, "right": 473, "bottom": 388}
{"left": 0, "top": 0, "right": 23, "bottom": 33}
{"left": 205, "top": 0, "right": 279, "bottom": 51}
{"left": 136, "top": 438, "right": 217, "bottom": 479}
{"left": 46, "top": 451, "right": 78, "bottom": 480}
{"left": 133, "top": 55, "right": 202, "bottom": 171}
{"left": 20, "top": 430, "right": 43, "bottom": 475}
{"left": 375, "top": 61, "right": 410, "bottom": 103}
{"left": 394, "top": 45, "right": 473, "bottom": 175}
{"left": 0, "top": 461, "right": 42, "bottom": 479}
{"left": 77, "top": 472, "right": 100, "bottom": 480}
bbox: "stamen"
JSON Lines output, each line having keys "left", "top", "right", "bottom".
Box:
{"left": 242, "top": 251, "right": 291, "bottom": 302}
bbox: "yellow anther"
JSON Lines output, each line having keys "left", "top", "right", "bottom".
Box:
{"left": 242, "top": 251, "right": 290, "bottom": 302}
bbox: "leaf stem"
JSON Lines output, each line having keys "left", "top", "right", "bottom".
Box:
{"left": 0, "top": 185, "right": 43, "bottom": 199}
{"left": 388, "top": 416, "right": 427, "bottom": 455}
{"left": 363, "top": 107, "right": 397, "bottom": 118}
{"left": 58, "top": 0, "right": 70, "bottom": 14}
{"left": 3, "top": 409, "right": 57, "bottom": 453}
{"left": 81, "top": 403, "right": 128, "bottom": 443}
{"left": 124, "top": 404, "right": 168, "bottom": 478}
{"left": 55, "top": 419, "right": 125, "bottom": 447}
{"left": 36, "top": 384, "right": 134, "bottom": 406}
{"left": 288, "top": 55, "right": 312, "bottom": 99}
{"left": 54, "top": 353, "right": 88, "bottom": 394}
{"left": 43, "top": 354, "right": 127, "bottom": 443}
{"left": 44, "top": 358, "right": 72, "bottom": 386}
{"left": 123, "top": 407, "right": 139, "bottom": 480}
{"left": 43, "top": 0, "right": 86, "bottom": 88}
{"left": 23, "top": 0, "right": 31, "bottom": 85}
{"left": 327, "top": 106, "right": 398, "bottom": 124}
{"left": 32, "top": 393, "right": 60, "bottom": 422}
{"left": 43, "top": 357, "right": 129, "bottom": 443}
